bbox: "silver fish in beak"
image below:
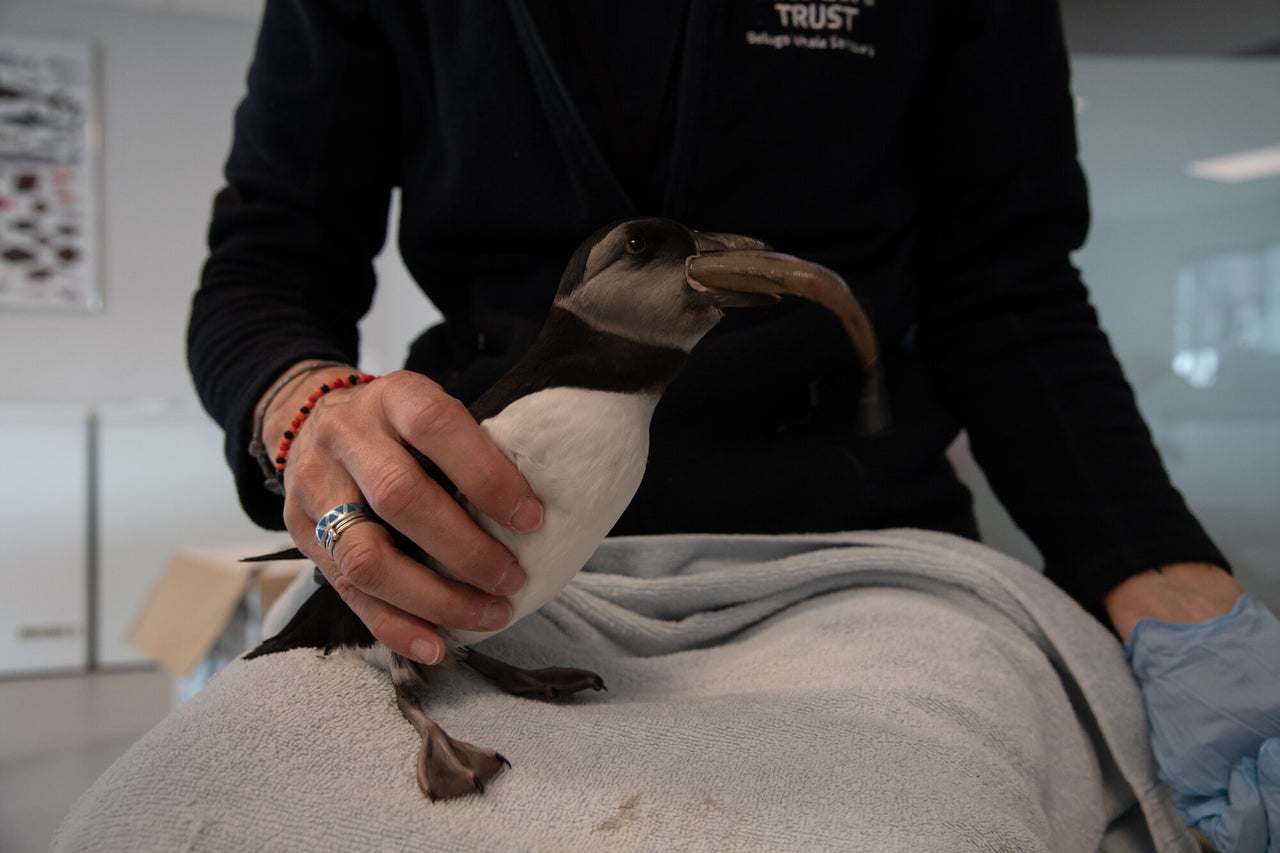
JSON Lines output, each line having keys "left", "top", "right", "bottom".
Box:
{"left": 685, "top": 239, "right": 890, "bottom": 435}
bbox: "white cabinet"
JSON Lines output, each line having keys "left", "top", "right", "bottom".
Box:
{"left": 1, "top": 404, "right": 277, "bottom": 674}
{"left": 0, "top": 406, "right": 90, "bottom": 674}
{"left": 96, "top": 405, "right": 272, "bottom": 666}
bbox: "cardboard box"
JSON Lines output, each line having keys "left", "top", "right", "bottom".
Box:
{"left": 128, "top": 544, "right": 304, "bottom": 678}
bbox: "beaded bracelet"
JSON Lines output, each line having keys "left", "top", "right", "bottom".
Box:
{"left": 250, "top": 360, "right": 349, "bottom": 495}
{"left": 273, "top": 372, "right": 380, "bottom": 484}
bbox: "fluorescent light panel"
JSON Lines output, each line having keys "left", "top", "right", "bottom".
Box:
{"left": 1185, "top": 144, "right": 1280, "bottom": 184}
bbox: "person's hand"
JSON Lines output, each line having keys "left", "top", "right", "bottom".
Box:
{"left": 259, "top": 363, "right": 543, "bottom": 666}
{"left": 1125, "top": 592, "right": 1280, "bottom": 852}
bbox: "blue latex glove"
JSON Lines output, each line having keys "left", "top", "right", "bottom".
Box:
{"left": 1126, "top": 593, "right": 1280, "bottom": 852}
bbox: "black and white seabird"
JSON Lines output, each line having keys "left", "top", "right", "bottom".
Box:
{"left": 245, "top": 217, "right": 887, "bottom": 801}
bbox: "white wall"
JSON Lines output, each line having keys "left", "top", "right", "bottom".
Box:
{"left": 0, "top": 2, "right": 255, "bottom": 408}
{"left": 0, "top": 1, "right": 427, "bottom": 410}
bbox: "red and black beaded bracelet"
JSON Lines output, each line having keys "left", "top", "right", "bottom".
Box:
{"left": 274, "top": 372, "right": 380, "bottom": 481}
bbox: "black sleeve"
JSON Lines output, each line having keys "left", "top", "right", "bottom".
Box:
{"left": 912, "top": 0, "right": 1227, "bottom": 609}
{"left": 187, "top": 0, "right": 397, "bottom": 528}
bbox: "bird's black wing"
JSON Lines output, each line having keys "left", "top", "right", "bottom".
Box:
{"left": 243, "top": 578, "right": 374, "bottom": 659}
{"left": 241, "top": 546, "right": 306, "bottom": 562}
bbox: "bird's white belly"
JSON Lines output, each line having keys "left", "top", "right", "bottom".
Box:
{"left": 442, "top": 387, "right": 658, "bottom": 647}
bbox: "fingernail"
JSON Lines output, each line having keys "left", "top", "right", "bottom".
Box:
{"left": 479, "top": 600, "right": 513, "bottom": 631}
{"left": 508, "top": 495, "right": 544, "bottom": 533}
{"left": 493, "top": 559, "right": 527, "bottom": 596}
{"left": 410, "top": 639, "right": 444, "bottom": 666}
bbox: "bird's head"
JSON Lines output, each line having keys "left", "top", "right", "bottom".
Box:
{"left": 554, "top": 217, "right": 889, "bottom": 432}
{"left": 553, "top": 218, "right": 741, "bottom": 352}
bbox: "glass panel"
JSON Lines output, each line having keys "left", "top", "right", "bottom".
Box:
{"left": 1072, "top": 58, "right": 1280, "bottom": 612}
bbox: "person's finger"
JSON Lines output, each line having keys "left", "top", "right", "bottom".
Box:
{"left": 276, "top": 373, "right": 531, "bottom": 648}
{"left": 326, "top": 570, "right": 447, "bottom": 667}
{"left": 309, "top": 371, "right": 534, "bottom": 592}
{"left": 336, "top": 438, "right": 526, "bottom": 596}
{"left": 1199, "top": 757, "right": 1269, "bottom": 853}
{"left": 280, "top": 483, "right": 448, "bottom": 662}
{"left": 282, "top": 462, "right": 518, "bottom": 635}
{"left": 320, "top": 519, "right": 515, "bottom": 634}
{"left": 1258, "top": 739, "right": 1279, "bottom": 846}
{"left": 377, "top": 371, "right": 544, "bottom": 533}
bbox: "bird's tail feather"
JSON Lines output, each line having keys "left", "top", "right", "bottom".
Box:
{"left": 243, "top": 580, "right": 374, "bottom": 659}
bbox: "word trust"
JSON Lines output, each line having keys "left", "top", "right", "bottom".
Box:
{"left": 772, "top": 2, "right": 862, "bottom": 31}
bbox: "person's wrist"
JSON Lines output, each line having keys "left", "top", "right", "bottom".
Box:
{"left": 254, "top": 361, "right": 365, "bottom": 492}
{"left": 270, "top": 371, "right": 378, "bottom": 484}
{"left": 257, "top": 361, "right": 353, "bottom": 435}
{"left": 1103, "top": 562, "right": 1244, "bottom": 643}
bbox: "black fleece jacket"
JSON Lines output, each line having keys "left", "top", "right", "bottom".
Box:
{"left": 188, "top": 0, "right": 1227, "bottom": 613}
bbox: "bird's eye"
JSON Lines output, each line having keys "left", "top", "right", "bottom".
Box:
{"left": 625, "top": 236, "right": 647, "bottom": 255}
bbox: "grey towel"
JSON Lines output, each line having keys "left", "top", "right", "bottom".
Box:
{"left": 53, "top": 530, "right": 1195, "bottom": 852}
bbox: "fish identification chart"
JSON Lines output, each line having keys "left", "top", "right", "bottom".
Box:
{"left": 0, "top": 33, "right": 99, "bottom": 312}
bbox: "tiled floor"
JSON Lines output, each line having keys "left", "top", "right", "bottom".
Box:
{"left": 0, "top": 669, "right": 172, "bottom": 853}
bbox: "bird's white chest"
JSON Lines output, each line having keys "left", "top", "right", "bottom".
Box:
{"left": 443, "top": 387, "right": 658, "bottom": 646}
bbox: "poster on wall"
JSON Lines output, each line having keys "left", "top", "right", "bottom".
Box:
{"left": 0, "top": 33, "right": 100, "bottom": 313}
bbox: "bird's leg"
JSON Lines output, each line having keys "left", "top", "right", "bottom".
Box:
{"left": 389, "top": 653, "right": 509, "bottom": 801}
{"left": 460, "top": 647, "right": 606, "bottom": 700}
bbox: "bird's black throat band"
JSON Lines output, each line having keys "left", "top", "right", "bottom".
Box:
{"left": 468, "top": 308, "right": 689, "bottom": 422}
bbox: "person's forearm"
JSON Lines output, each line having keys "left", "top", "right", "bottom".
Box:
{"left": 1103, "top": 562, "right": 1245, "bottom": 642}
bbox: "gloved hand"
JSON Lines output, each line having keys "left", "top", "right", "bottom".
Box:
{"left": 1126, "top": 593, "right": 1280, "bottom": 852}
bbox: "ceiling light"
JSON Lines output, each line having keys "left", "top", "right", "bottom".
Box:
{"left": 1185, "top": 144, "right": 1280, "bottom": 184}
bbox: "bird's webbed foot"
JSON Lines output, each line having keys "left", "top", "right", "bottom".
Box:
{"left": 391, "top": 654, "right": 508, "bottom": 801}
{"left": 461, "top": 647, "right": 606, "bottom": 700}
{"left": 411, "top": 713, "right": 510, "bottom": 801}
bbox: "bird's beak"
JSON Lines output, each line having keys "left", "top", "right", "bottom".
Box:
{"left": 687, "top": 231, "right": 779, "bottom": 308}
{"left": 685, "top": 241, "right": 891, "bottom": 435}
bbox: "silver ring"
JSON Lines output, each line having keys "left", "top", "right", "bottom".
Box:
{"left": 314, "top": 502, "right": 374, "bottom": 558}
